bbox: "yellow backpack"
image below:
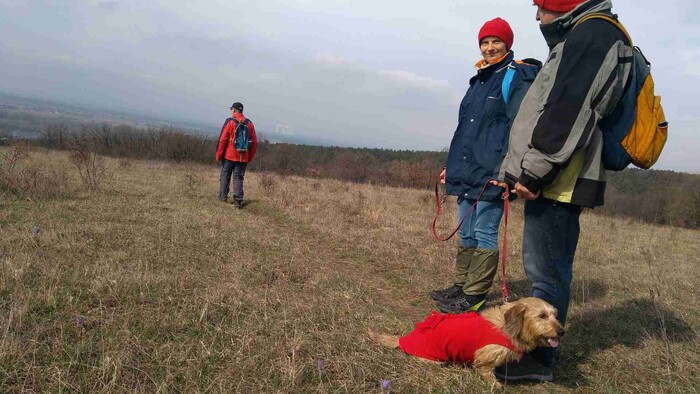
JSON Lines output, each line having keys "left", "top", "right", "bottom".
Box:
{"left": 576, "top": 14, "right": 668, "bottom": 170}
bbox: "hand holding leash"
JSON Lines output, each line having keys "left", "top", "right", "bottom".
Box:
{"left": 489, "top": 179, "right": 507, "bottom": 189}
{"left": 513, "top": 182, "right": 540, "bottom": 200}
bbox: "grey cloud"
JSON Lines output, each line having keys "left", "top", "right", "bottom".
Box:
{"left": 0, "top": 29, "right": 459, "bottom": 149}
{"left": 0, "top": 0, "right": 698, "bottom": 170}
{"left": 98, "top": 1, "right": 120, "bottom": 12}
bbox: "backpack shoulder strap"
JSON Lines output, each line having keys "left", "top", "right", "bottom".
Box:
{"left": 232, "top": 117, "right": 249, "bottom": 128}
{"left": 575, "top": 13, "right": 633, "bottom": 46}
{"left": 512, "top": 60, "right": 541, "bottom": 81}
{"left": 501, "top": 66, "right": 516, "bottom": 104}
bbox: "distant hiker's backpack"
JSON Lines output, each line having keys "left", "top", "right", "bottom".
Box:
{"left": 576, "top": 14, "right": 668, "bottom": 171}
{"left": 231, "top": 118, "right": 252, "bottom": 152}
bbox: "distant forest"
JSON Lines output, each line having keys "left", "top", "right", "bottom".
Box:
{"left": 2, "top": 122, "right": 698, "bottom": 229}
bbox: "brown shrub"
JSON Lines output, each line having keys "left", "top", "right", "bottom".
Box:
{"left": 260, "top": 173, "right": 278, "bottom": 197}
{"left": 0, "top": 143, "right": 71, "bottom": 196}
{"left": 0, "top": 140, "right": 32, "bottom": 172}
{"left": 69, "top": 145, "right": 107, "bottom": 192}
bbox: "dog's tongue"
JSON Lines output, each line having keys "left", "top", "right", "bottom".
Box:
{"left": 548, "top": 339, "right": 560, "bottom": 348}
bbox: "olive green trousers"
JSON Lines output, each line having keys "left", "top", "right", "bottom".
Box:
{"left": 454, "top": 247, "right": 499, "bottom": 296}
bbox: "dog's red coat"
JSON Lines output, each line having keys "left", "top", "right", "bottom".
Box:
{"left": 399, "top": 311, "right": 521, "bottom": 363}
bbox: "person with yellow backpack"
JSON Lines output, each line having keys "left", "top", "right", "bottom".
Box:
{"left": 495, "top": 0, "right": 667, "bottom": 383}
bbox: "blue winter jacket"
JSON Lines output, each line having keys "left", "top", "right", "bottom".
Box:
{"left": 445, "top": 52, "right": 541, "bottom": 201}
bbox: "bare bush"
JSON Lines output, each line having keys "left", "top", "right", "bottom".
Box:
{"left": 15, "top": 164, "right": 71, "bottom": 195}
{"left": 70, "top": 144, "right": 107, "bottom": 192}
{"left": 259, "top": 173, "right": 277, "bottom": 196}
{"left": 0, "top": 142, "right": 71, "bottom": 196}
{"left": 0, "top": 140, "right": 32, "bottom": 173}
{"left": 0, "top": 164, "right": 68, "bottom": 195}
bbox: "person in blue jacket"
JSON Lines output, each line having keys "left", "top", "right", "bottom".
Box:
{"left": 431, "top": 18, "right": 541, "bottom": 313}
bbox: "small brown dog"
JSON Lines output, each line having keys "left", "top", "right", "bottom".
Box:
{"left": 368, "top": 297, "right": 564, "bottom": 387}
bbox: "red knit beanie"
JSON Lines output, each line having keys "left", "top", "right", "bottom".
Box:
{"left": 533, "top": 0, "right": 587, "bottom": 13}
{"left": 478, "top": 18, "right": 514, "bottom": 50}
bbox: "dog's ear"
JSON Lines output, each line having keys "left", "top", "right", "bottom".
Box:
{"left": 504, "top": 303, "right": 527, "bottom": 339}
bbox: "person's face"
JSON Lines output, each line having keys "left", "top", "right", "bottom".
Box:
{"left": 480, "top": 36, "right": 508, "bottom": 63}
{"left": 535, "top": 5, "right": 565, "bottom": 24}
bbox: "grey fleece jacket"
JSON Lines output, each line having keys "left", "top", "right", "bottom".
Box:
{"left": 499, "top": 0, "right": 633, "bottom": 207}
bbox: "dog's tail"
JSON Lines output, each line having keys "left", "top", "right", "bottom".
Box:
{"left": 367, "top": 329, "right": 400, "bottom": 349}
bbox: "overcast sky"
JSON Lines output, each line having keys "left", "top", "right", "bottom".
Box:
{"left": 1, "top": 0, "right": 698, "bottom": 172}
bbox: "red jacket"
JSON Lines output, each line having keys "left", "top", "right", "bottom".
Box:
{"left": 399, "top": 311, "right": 521, "bottom": 364}
{"left": 215, "top": 112, "right": 257, "bottom": 163}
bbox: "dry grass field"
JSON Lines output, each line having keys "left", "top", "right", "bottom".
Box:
{"left": 1, "top": 147, "right": 699, "bottom": 393}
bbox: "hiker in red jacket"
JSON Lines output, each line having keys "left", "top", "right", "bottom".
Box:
{"left": 215, "top": 102, "right": 257, "bottom": 208}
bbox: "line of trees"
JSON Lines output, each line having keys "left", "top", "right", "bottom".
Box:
{"left": 601, "top": 170, "right": 700, "bottom": 228}
{"left": 36, "top": 123, "right": 444, "bottom": 189}
{"left": 4, "top": 123, "right": 697, "bottom": 229}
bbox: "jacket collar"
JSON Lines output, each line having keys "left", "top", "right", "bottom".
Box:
{"left": 539, "top": 0, "right": 612, "bottom": 48}
{"left": 471, "top": 51, "right": 514, "bottom": 83}
{"left": 474, "top": 51, "right": 513, "bottom": 71}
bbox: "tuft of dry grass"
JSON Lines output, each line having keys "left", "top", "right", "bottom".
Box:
{"left": 1, "top": 148, "right": 699, "bottom": 393}
{"left": 0, "top": 144, "right": 74, "bottom": 197}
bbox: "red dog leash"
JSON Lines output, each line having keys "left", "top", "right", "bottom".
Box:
{"left": 432, "top": 179, "right": 510, "bottom": 302}
{"left": 431, "top": 181, "right": 490, "bottom": 242}
{"left": 500, "top": 187, "right": 510, "bottom": 302}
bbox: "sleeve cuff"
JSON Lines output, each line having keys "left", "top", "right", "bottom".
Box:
{"left": 519, "top": 172, "right": 543, "bottom": 194}
{"left": 504, "top": 172, "right": 518, "bottom": 189}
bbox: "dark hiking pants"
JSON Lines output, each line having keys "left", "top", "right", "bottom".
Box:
{"left": 523, "top": 198, "right": 582, "bottom": 367}
{"left": 219, "top": 160, "right": 247, "bottom": 203}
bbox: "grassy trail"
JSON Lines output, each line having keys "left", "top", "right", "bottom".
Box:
{"left": 1, "top": 149, "right": 698, "bottom": 393}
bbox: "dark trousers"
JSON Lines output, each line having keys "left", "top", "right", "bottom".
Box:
{"left": 522, "top": 198, "right": 582, "bottom": 367}
{"left": 219, "top": 160, "right": 247, "bottom": 202}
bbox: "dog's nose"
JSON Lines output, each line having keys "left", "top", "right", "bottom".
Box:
{"left": 557, "top": 327, "right": 566, "bottom": 337}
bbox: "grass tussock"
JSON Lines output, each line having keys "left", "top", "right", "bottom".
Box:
{"left": 0, "top": 142, "right": 74, "bottom": 198}
{"left": 1, "top": 148, "right": 699, "bottom": 393}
